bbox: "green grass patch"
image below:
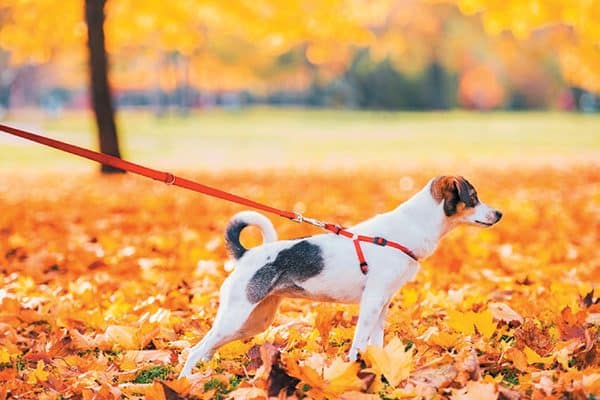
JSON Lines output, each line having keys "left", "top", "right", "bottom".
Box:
{"left": 133, "top": 365, "right": 170, "bottom": 383}
{"left": 1, "top": 108, "right": 599, "bottom": 171}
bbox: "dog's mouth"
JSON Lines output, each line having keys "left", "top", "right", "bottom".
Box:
{"left": 475, "top": 220, "right": 494, "bottom": 226}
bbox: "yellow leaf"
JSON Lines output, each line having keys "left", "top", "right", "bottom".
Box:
{"left": 429, "top": 330, "right": 461, "bottom": 348}
{"left": 447, "top": 310, "right": 497, "bottom": 339}
{"left": 145, "top": 381, "right": 167, "bottom": 400}
{"left": 447, "top": 310, "right": 475, "bottom": 336}
{"left": 473, "top": 310, "right": 497, "bottom": 339}
{"left": 27, "top": 360, "right": 49, "bottom": 384}
{"left": 362, "top": 337, "right": 413, "bottom": 387}
{"left": 0, "top": 348, "right": 11, "bottom": 364}
{"left": 329, "top": 327, "right": 355, "bottom": 345}
{"left": 283, "top": 355, "right": 362, "bottom": 399}
{"left": 401, "top": 286, "right": 419, "bottom": 307}
{"left": 483, "top": 373, "right": 502, "bottom": 384}
{"left": 120, "top": 382, "right": 164, "bottom": 399}
{"left": 119, "top": 352, "right": 138, "bottom": 371}
{"left": 323, "top": 358, "right": 364, "bottom": 394}
{"left": 524, "top": 346, "right": 554, "bottom": 365}
{"left": 217, "top": 340, "right": 253, "bottom": 359}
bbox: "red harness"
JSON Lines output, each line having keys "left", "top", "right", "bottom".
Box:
{"left": 0, "top": 123, "right": 419, "bottom": 274}
{"left": 323, "top": 223, "right": 418, "bottom": 274}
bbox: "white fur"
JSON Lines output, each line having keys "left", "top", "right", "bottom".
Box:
{"left": 179, "top": 177, "right": 501, "bottom": 377}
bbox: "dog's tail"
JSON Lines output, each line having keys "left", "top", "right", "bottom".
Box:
{"left": 225, "top": 211, "right": 277, "bottom": 260}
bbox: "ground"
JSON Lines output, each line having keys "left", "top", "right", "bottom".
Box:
{"left": 0, "top": 110, "right": 599, "bottom": 399}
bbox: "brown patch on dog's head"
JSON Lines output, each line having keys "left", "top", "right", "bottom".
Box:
{"left": 430, "top": 176, "right": 479, "bottom": 216}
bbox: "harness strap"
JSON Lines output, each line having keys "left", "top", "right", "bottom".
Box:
{"left": 324, "top": 223, "right": 418, "bottom": 274}
{"left": 352, "top": 238, "right": 369, "bottom": 274}
{"left": 0, "top": 123, "right": 419, "bottom": 274}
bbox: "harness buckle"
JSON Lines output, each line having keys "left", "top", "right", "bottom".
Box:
{"left": 373, "top": 237, "right": 387, "bottom": 246}
{"left": 360, "top": 261, "right": 369, "bottom": 274}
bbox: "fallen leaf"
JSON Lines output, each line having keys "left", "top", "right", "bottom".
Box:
{"left": 324, "top": 358, "right": 365, "bottom": 394}
{"left": 451, "top": 381, "right": 498, "bottom": 400}
{"left": 524, "top": 346, "right": 554, "bottom": 366}
{"left": 340, "top": 391, "right": 380, "bottom": 399}
{"left": 581, "top": 373, "right": 600, "bottom": 395}
{"left": 227, "top": 387, "right": 268, "bottom": 399}
{"left": 514, "top": 319, "right": 554, "bottom": 356}
{"left": 488, "top": 302, "right": 523, "bottom": 324}
{"left": 410, "top": 364, "right": 458, "bottom": 389}
{"left": 283, "top": 355, "right": 362, "bottom": 399}
{"left": 0, "top": 348, "right": 11, "bottom": 364}
{"left": 362, "top": 337, "right": 414, "bottom": 387}
{"left": 447, "top": 310, "right": 497, "bottom": 339}
{"left": 504, "top": 347, "right": 528, "bottom": 372}
{"left": 26, "top": 360, "right": 49, "bottom": 384}
{"left": 557, "top": 306, "right": 587, "bottom": 340}
{"left": 101, "top": 325, "right": 139, "bottom": 350}
{"left": 454, "top": 347, "right": 480, "bottom": 386}
{"left": 217, "top": 340, "right": 254, "bottom": 359}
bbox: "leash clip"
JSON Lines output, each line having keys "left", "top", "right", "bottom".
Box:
{"left": 293, "top": 212, "right": 325, "bottom": 228}
{"left": 293, "top": 212, "right": 304, "bottom": 223}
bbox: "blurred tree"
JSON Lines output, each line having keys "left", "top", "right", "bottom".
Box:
{"left": 0, "top": 0, "right": 122, "bottom": 172}
{"left": 0, "top": 0, "right": 598, "bottom": 116}
{"left": 85, "top": 0, "right": 122, "bottom": 173}
{"left": 445, "top": 0, "right": 600, "bottom": 93}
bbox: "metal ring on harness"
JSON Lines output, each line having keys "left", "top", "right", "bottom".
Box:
{"left": 164, "top": 172, "right": 176, "bottom": 185}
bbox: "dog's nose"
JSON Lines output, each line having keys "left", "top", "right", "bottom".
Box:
{"left": 494, "top": 210, "right": 503, "bottom": 221}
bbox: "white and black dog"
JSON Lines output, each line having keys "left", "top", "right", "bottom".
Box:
{"left": 179, "top": 176, "right": 502, "bottom": 377}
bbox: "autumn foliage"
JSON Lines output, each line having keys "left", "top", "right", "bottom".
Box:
{"left": 0, "top": 165, "right": 598, "bottom": 399}
{"left": 1, "top": 0, "right": 599, "bottom": 95}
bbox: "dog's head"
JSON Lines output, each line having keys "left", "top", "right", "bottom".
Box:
{"left": 430, "top": 176, "right": 502, "bottom": 227}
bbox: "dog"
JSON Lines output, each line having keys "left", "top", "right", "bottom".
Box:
{"left": 179, "top": 176, "right": 502, "bottom": 377}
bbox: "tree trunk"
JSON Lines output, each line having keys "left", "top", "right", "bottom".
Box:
{"left": 84, "top": 0, "right": 124, "bottom": 173}
{"left": 426, "top": 62, "right": 448, "bottom": 110}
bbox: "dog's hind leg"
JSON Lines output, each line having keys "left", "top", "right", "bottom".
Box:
{"left": 179, "top": 291, "right": 280, "bottom": 378}
{"left": 239, "top": 295, "right": 281, "bottom": 336}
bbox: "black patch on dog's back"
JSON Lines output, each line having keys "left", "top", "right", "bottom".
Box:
{"left": 246, "top": 240, "right": 324, "bottom": 303}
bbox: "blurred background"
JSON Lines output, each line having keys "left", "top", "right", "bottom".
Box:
{"left": 0, "top": 0, "right": 599, "bottom": 171}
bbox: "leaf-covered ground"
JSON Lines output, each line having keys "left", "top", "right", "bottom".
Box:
{"left": 0, "top": 166, "right": 599, "bottom": 399}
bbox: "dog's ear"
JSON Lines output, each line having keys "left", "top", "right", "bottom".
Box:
{"left": 431, "top": 176, "right": 476, "bottom": 216}
{"left": 456, "top": 177, "right": 476, "bottom": 208}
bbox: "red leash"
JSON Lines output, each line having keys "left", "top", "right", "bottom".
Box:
{"left": 0, "top": 123, "right": 418, "bottom": 272}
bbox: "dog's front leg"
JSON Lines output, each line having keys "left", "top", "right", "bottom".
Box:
{"left": 348, "top": 292, "right": 387, "bottom": 361}
{"left": 367, "top": 302, "right": 389, "bottom": 347}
